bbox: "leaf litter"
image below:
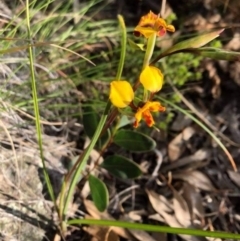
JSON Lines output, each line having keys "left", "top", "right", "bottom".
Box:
{"left": 1, "top": 0, "right": 240, "bottom": 241}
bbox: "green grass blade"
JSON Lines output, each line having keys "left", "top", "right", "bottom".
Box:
{"left": 62, "top": 101, "right": 111, "bottom": 221}
{"left": 67, "top": 219, "right": 240, "bottom": 239}
{"left": 26, "top": 0, "right": 56, "bottom": 203}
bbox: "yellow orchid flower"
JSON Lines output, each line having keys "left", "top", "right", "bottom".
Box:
{"left": 134, "top": 101, "right": 166, "bottom": 128}
{"left": 109, "top": 80, "right": 134, "bottom": 108}
{"left": 140, "top": 66, "right": 164, "bottom": 93}
{"left": 109, "top": 80, "right": 166, "bottom": 128}
{"left": 134, "top": 11, "right": 175, "bottom": 38}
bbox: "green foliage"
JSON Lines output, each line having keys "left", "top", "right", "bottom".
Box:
{"left": 101, "top": 155, "right": 142, "bottom": 179}
{"left": 166, "top": 13, "right": 177, "bottom": 23}
{"left": 88, "top": 174, "right": 109, "bottom": 212}
{"left": 210, "top": 39, "right": 223, "bottom": 48}
{"left": 158, "top": 111, "right": 174, "bottom": 130}
{"left": 194, "top": 47, "right": 240, "bottom": 61}
{"left": 166, "top": 52, "right": 202, "bottom": 86}
{"left": 113, "top": 129, "right": 156, "bottom": 152}
{"left": 18, "top": 0, "right": 240, "bottom": 237}
{"left": 128, "top": 38, "right": 145, "bottom": 51}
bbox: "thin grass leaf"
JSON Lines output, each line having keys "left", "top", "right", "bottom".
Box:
{"left": 62, "top": 101, "right": 111, "bottom": 222}
{"left": 68, "top": 219, "right": 240, "bottom": 240}
{"left": 26, "top": 0, "right": 56, "bottom": 203}
{"left": 192, "top": 47, "right": 240, "bottom": 61}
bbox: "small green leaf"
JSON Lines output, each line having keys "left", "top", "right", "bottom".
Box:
{"left": 88, "top": 174, "right": 109, "bottom": 212}
{"left": 101, "top": 155, "right": 142, "bottom": 179}
{"left": 82, "top": 104, "right": 99, "bottom": 139}
{"left": 117, "top": 115, "right": 131, "bottom": 129}
{"left": 113, "top": 129, "right": 156, "bottom": 152}
{"left": 128, "top": 39, "right": 145, "bottom": 51}
{"left": 152, "top": 29, "right": 224, "bottom": 62}
{"left": 165, "top": 29, "right": 224, "bottom": 54}
{"left": 193, "top": 47, "right": 240, "bottom": 61}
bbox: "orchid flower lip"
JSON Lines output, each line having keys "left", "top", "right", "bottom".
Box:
{"left": 140, "top": 66, "right": 164, "bottom": 93}
{"left": 134, "top": 11, "right": 175, "bottom": 38}
{"left": 133, "top": 101, "right": 166, "bottom": 128}
{"left": 109, "top": 80, "right": 134, "bottom": 108}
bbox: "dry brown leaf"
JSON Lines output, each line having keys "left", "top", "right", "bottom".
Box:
{"left": 227, "top": 170, "right": 240, "bottom": 188}
{"left": 168, "top": 127, "right": 195, "bottom": 162}
{"left": 151, "top": 232, "right": 167, "bottom": 241}
{"left": 171, "top": 112, "right": 192, "bottom": 131}
{"left": 148, "top": 213, "right": 165, "bottom": 223}
{"left": 173, "top": 170, "right": 216, "bottom": 191}
{"left": 84, "top": 199, "right": 110, "bottom": 219}
{"left": 172, "top": 189, "right": 191, "bottom": 227}
{"left": 53, "top": 233, "right": 61, "bottom": 241}
{"left": 226, "top": 33, "right": 240, "bottom": 51}
{"left": 128, "top": 229, "right": 157, "bottom": 241}
{"left": 160, "top": 211, "right": 181, "bottom": 227}
{"left": 128, "top": 210, "right": 146, "bottom": 221}
{"left": 163, "top": 149, "right": 211, "bottom": 172}
{"left": 182, "top": 182, "right": 205, "bottom": 224}
{"left": 158, "top": 211, "right": 203, "bottom": 241}
{"left": 146, "top": 190, "right": 206, "bottom": 241}
{"left": 146, "top": 189, "right": 173, "bottom": 214}
{"left": 205, "top": 61, "right": 221, "bottom": 99}
{"left": 84, "top": 200, "right": 134, "bottom": 240}
{"left": 162, "top": 212, "right": 208, "bottom": 241}
{"left": 207, "top": 238, "right": 222, "bottom": 241}
{"left": 84, "top": 225, "right": 119, "bottom": 241}
{"left": 104, "top": 229, "right": 120, "bottom": 241}
{"left": 146, "top": 190, "right": 188, "bottom": 239}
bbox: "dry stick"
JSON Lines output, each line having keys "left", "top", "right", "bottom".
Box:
{"left": 10, "top": 105, "right": 82, "bottom": 126}
{"left": 168, "top": 78, "right": 237, "bottom": 172}
{"left": 160, "top": 0, "right": 166, "bottom": 17}
{"left": 100, "top": 107, "right": 118, "bottom": 137}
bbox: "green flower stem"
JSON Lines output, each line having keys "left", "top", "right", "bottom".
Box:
{"left": 60, "top": 15, "right": 127, "bottom": 229}
{"left": 67, "top": 219, "right": 240, "bottom": 240}
{"left": 61, "top": 101, "right": 111, "bottom": 223}
{"left": 100, "top": 107, "right": 118, "bottom": 136}
{"left": 116, "top": 15, "right": 127, "bottom": 80}
{"left": 142, "top": 33, "right": 157, "bottom": 69}
{"left": 96, "top": 15, "right": 127, "bottom": 141}
{"left": 142, "top": 33, "right": 157, "bottom": 101}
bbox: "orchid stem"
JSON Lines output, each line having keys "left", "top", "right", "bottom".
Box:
{"left": 142, "top": 33, "right": 157, "bottom": 101}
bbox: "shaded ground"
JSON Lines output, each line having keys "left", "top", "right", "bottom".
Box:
{"left": 0, "top": 0, "right": 240, "bottom": 241}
